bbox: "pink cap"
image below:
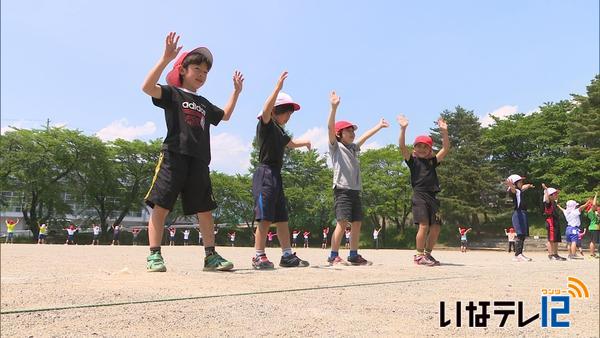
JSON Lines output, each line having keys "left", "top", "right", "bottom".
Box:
{"left": 256, "top": 92, "right": 301, "bottom": 119}
{"left": 166, "top": 47, "right": 213, "bottom": 87}
{"left": 334, "top": 120, "right": 358, "bottom": 134}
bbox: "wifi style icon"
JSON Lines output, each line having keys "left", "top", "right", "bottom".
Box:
{"left": 567, "top": 277, "right": 589, "bottom": 299}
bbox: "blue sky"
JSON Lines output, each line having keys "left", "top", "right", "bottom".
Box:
{"left": 2, "top": 1, "right": 598, "bottom": 174}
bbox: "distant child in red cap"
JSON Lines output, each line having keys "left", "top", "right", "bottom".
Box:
{"left": 504, "top": 227, "right": 516, "bottom": 253}
{"left": 458, "top": 226, "right": 472, "bottom": 253}
{"left": 141, "top": 32, "right": 244, "bottom": 272}
{"left": 327, "top": 90, "right": 389, "bottom": 266}
{"left": 251, "top": 72, "right": 311, "bottom": 270}
{"left": 397, "top": 114, "right": 450, "bottom": 266}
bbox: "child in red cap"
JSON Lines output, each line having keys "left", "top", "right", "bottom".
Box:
{"left": 251, "top": 72, "right": 311, "bottom": 270}
{"left": 141, "top": 32, "right": 244, "bottom": 272}
{"left": 397, "top": 114, "right": 450, "bottom": 266}
{"left": 504, "top": 227, "right": 516, "bottom": 253}
{"left": 327, "top": 90, "right": 389, "bottom": 265}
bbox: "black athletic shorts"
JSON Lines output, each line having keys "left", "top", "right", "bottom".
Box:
{"left": 333, "top": 188, "right": 363, "bottom": 222}
{"left": 590, "top": 230, "right": 600, "bottom": 244}
{"left": 411, "top": 191, "right": 440, "bottom": 226}
{"left": 145, "top": 150, "right": 217, "bottom": 215}
{"left": 252, "top": 164, "right": 288, "bottom": 222}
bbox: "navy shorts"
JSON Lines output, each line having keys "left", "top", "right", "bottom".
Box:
{"left": 511, "top": 210, "right": 529, "bottom": 236}
{"left": 38, "top": 234, "right": 46, "bottom": 240}
{"left": 93, "top": 234, "right": 100, "bottom": 240}
{"left": 7, "top": 233, "right": 14, "bottom": 239}
{"left": 333, "top": 188, "right": 363, "bottom": 222}
{"left": 253, "top": 165, "right": 288, "bottom": 222}
{"left": 68, "top": 235, "right": 74, "bottom": 241}
{"left": 145, "top": 150, "right": 217, "bottom": 215}
{"left": 412, "top": 191, "right": 440, "bottom": 226}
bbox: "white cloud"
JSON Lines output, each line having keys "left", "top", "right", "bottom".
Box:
{"left": 96, "top": 119, "right": 156, "bottom": 141}
{"left": 210, "top": 132, "right": 252, "bottom": 174}
{"left": 1, "top": 121, "right": 24, "bottom": 135}
{"left": 479, "top": 105, "right": 518, "bottom": 127}
{"left": 297, "top": 127, "right": 329, "bottom": 154}
{"left": 361, "top": 141, "right": 383, "bottom": 151}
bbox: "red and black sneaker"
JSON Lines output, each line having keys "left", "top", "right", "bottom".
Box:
{"left": 425, "top": 253, "right": 441, "bottom": 266}
{"left": 347, "top": 254, "right": 372, "bottom": 266}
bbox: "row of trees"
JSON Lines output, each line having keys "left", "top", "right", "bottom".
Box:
{"left": 1, "top": 75, "right": 598, "bottom": 244}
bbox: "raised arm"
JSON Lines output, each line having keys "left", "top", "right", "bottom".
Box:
{"left": 142, "top": 32, "right": 183, "bottom": 99}
{"left": 260, "top": 72, "right": 288, "bottom": 124}
{"left": 221, "top": 71, "right": 244, "bottom": 121}
{"left": 328, "top": 91, "right": 340, "bottom": 145}
{"left": 542, "top": 183, "right": 549, "bottom": 202}
{"left": 505, "top": 179, "right": 516, "bottom": 194}
{"left": 396, "top": 115, "right": 410, "bottom": 161}
{"left": 436, "top": 118, "right": 450, "bottom": 162}
{"left": 357, "top": 118, "right": 389, "bottom": 148}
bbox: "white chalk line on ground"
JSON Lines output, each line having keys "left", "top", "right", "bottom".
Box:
{"left": 0, "top": 275, "right": 469, "bottom": 315}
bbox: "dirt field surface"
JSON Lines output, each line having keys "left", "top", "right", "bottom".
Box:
{"left": 1, "top": 244, "right": 598, "bottom": 337}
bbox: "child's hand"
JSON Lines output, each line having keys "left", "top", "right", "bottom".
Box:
{"left": 542, "top": 183, "right": 547, "bottom": 190}
{"left": 275, "top": 71, "right": 288, "bottom": 91}
{"left": 304, "top": 141, "right": 312, "bottom": 150}
{"left": 233, "top": 71, "right": 244, "bottom": 94}
{"left": 163, "top": 32, "right": 182, "bottom": 62}
{"left": 437, "top": 118, "right": 448, "bottom": 132}
{"left": 330, "top": 91, "right": 340, "bottom": 109}
{"left": 396, "top": 115, "right": 408, "bottom": 128}
{"left": 378, "top": 118, "right": 390, "bottom": 129}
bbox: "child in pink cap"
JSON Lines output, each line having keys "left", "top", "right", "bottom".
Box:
{"left": 141, "top": 32, "right": 244, "bottom": 272}
{"left": 327, "top": 90, "right": 389, "bottom": 265}
{"left": 398, "top": 114, "right": 450, "bottom": 266}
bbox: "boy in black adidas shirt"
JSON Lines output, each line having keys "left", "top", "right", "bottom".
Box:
{"left": 141, "top": 32, "right": 244, "bottom": 272}
{"left": 397, "top": 114, "right": 450, "bottom": 266}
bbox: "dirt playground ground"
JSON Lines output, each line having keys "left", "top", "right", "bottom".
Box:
{"left": 1, "top": 244, "right": 598, "bottom": 337}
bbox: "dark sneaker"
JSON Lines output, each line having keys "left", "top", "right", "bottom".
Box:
{"left": 568, "top": 254, "right": 583, "bottom": 260}
{"left": 414, "top": 254, "right": 436, "bottom": 266}
{"left": 347, "top": 254, "right": 372, "bottom": 266}
{"left": 553, "top": 254, "right": 567, "bottom": 261}
{"left": 280, "top": 252, "right": 310, "bottom": 267}
{"left": 425, "top": 253, "right": 441, "bottom": 266}
{"left": 204, "top": 252, "right": 234, "bottom": 271}
{"left": 146, "top": 252, "right": 167, "bottom": 272}
{"left": 327, "top": 256, "right": 348, "bottom": 266}
{"left": 252, "top": 255, "right": 275, "bottom": 270}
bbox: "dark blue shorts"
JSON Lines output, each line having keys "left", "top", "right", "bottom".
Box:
{"left": 38, "top": 234, "right": 46, "bottom": 239}
{"left": 7, "top": 233, "right": 14, "bottom": 239}
{"left": 252, "top": 165, "right": 288, "bottom": 222}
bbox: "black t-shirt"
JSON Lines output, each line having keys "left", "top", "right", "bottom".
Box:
{"left": 510, "top": 188, "right": 527, "bottom": 211}
{"left": 405, "top": 155, "right": 440, "bottom": 192}
{"left": 152, "top": 85, "right": 224, "bottom": 164}
{"left": 256, "top": 119, "right": 291, "bottom": 168}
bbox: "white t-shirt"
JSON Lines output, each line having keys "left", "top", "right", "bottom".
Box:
{"left": 292, "top": 232, "right": 299, "bottom": 239}
{"left": 373, "top": 230, "right": 379, "bottom": 239}
{"left": 563, "top": 208, "right": 581, "bottom": 227}
{"left": 183, "top": 230, "right": 190, "bottom": 239}
{"left": 93, "top": 226, "right": 101, "bottom": 235}
{"left": 169, "top": 229, "right": 176, "bottom": 237}
{"left": 198, "top": 231, "right": 202, "bottom": 239}
{"left": 345, "top": 232, "right": 350, "bottom": 239}
{"left": 66, "top": 228, "right": 77, "bottom": 235}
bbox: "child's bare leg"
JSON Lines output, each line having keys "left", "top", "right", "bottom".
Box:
{"left": 425, "top": 224, "right": 441, "bottom": 251}
{"left": 276, "top": 222, "right": 291, "bottom": 249}
{"left": 350, "top": 221, "right": 362, "bottom": 251}
{"left": 148, "top": 206, "right": 169, "bottom": 248}
{"left": 330, "top": 222, "right": 345, "bottom": 253}
{"left": 255, "top": 221, "right": 270, "bottom": 251}
{"left": 197, "top": 212, "right": 215, "bottom": 248}
{"left": 416, "top": 223, "right": 429, "bottom": 252}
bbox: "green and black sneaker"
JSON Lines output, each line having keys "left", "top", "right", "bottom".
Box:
{"left": 147, "top": 252, "right": 167, "bottom": 272}
{"left": 204, "top": 252, "right": 234, "bottom": 271}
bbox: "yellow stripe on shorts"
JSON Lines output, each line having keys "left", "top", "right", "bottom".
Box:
{"left": 144, "top": 152, "right": 164, "bottom": 201}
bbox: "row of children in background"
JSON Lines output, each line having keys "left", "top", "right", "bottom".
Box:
{"left": 506, "top": 174, "right": 598, "bottom": 262}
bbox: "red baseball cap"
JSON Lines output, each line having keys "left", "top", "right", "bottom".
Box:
{"left": 335, "top": 120, "right": 358, "bottom": 134}
{"left": 414, "top": 135, "right": 433, "bottom": 147}
{"left": 166, "top": 47, "right": 213, "bottom": 87}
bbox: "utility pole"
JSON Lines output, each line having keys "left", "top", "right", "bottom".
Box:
{"left": 46, "top": 118, "right": 50, "bottom": 131}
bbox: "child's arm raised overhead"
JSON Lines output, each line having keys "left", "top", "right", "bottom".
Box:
{"left": 328, "top": 91, "right": 340, "bottom": 145}
{"left": 260, "top": 72, "right": 288, "bottom": 124}
{"left": 222, "top": 71, "right": 244, "bottom": 121}
{"left": 505, "top": 179, "right": 516, "bottom": 194}
{"left": 356, "top": 118, "right": 389, "bottom": 148}
{"left": 436, "top": 118, "right": 451, "bottom": 162}
{"left": 142, "top": 32, "right": 183, "bottom": 99}
{"left": 396, "top": 115, "right": 410, "bottom": 161}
